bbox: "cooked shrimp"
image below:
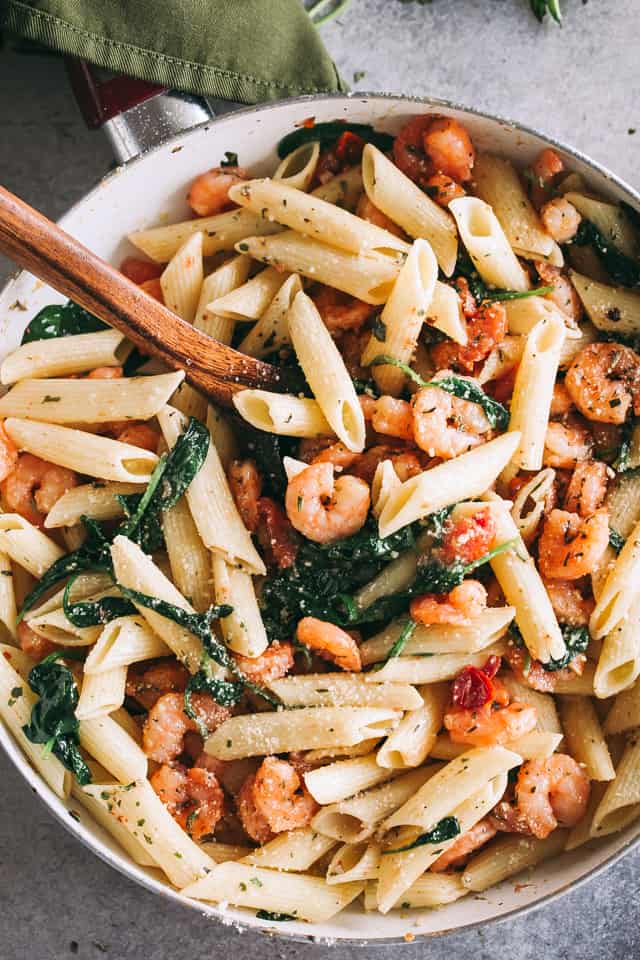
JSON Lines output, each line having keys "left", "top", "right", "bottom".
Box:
{"left": 253, "top": 756, "right": 318, "bottom": 833}
{"left": 120, "top": 257, "right": 162, "bottom": 285}
{"left": 113, "top": 423, "right": 160, "bottom": 452}
{"left": 533, "top": 148, "right": 564, "bottom": 186}
{"left": 17, "top": 620, "right": 56, "bottom": 661}
{"left": 444, "top": 680, "right": 538, "bottom": 747}
{"left": 431, "top": 302, "right": 508, "bottom": 372}
{"left": 564, "top": 460, "right": 609, "bottom": 517}
{"left": 356, "top": 194, "right": 405, "bottom": 237}
{"left": 565, "top": 342, "right": 640, "bottom": 424}
{"left": 86, "top": 366, "right": 123, "bottom": 380}
{"left": 393, "top": 115, "right": 434, "bottom": 186}
{"left": 535, "top": 261, "right": 582, "bottom": 324}
{"left": 439, "top": 507, "right": 497, "bottom": 565}
{"left": 0, "top": 421, "right": 18, "bottom": 483}
{"left": 422, "top": 116, "right": 475, "bottom": 183}
{"left": 424, "top": 173, "right": 466, "bottom": 208}
{"left": 229, "top": 459, "right": 262, "bottom": 532}
{"left": 410, "top": 580, "right": 487, "bottom": 627}
{"left": 126, "top": 657, "right": 189, "bottom": 710}
{"left": 187, "top": 165, "right": 248, "bottom": 216}
{"left": 540, "top": 197, "right": 582, "bottom": 244}
{"left": 233, "top": 641, "right": 294, "bottom": 685}
{"left": 143, "top": 691, "right": 230, "bottom": 763}
{"left": 371, "top": 396, "right": 414, "bottom": 441}
{"left": 388, "top": 451, "right": 424, "bottom": 482}
{"left": 345, "top": 445, "right": 425, "bottom": 486}
{"left": 550, "top": 382, "right": 574, "bottom": 418}
{"left": 1, "top": 453, "right": 78, "bottom": 526}
{"left": 151, "top": 763, "right": 225, "bottom": 840}
{"left": 537, "top": 507, "right": 610, "bottom": 580}
{"left": 285, "top": 462, "right": 370, "bottom": 544}
{"left": 431, "top": 818, "right": 498, "bottom": 872}
{"left": 236, "top": 772, "right": 274, "bottom": 844}
{"left": 311, "top": 442, "right": 360, "bottom": 473}
{"left": 543, "top": 420, "right": 592, "bottom": 468}
{"left": 412, "top": 383, "right": 491, "bottom": 459}
{"left": 256, "top": 498, "right": 298, "bottom": 569}
{"left": 514, "top": 754, "right": 590, "bottom": 839}
{"left": 544, "top": 578, "right": 594, "bottom": 627}
{"left": 297, "top": 616, "right": 362, "bottom": 672}
{"left": 312, "top": 285, "right": 374, "bottom": 334}
{"left": 504, "top": 644, "right": 585, "bottom": 694}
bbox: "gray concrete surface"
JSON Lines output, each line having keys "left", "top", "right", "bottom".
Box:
{"left": 1, "top": 1, "right": 640, "bottom": 955}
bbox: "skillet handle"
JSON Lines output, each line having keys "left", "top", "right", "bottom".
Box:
{"left": 64, "top": 58, "right": 242, "bottom": 165}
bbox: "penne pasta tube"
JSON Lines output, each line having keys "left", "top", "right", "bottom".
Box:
{"left": 181, "top": 862, "right": 363, "bottom": 921}
{"left": 206, "top": 266, "right": 290, "bottom": 321}
{"left": 430, "top": 730, "right": 562, "bottom": 762}
{"left": 200, "top": 842, "right": 253, "bottom": 864}
{"left": 361, "top": 239, "right": 438, "bottom": 395}
{"left": 505, "top": 296, "right": 578, "bottom": 336}
{"left": 376, "top": 772, "right": 508, "bottom": 913}
{"left": 1, "top": 329, "right": 127, "bottom": 384}
{"left": 360, "top": 607, "right": 515, "bottom": 664}
{"left": 205, "top": 708, "right": 402, "bottom": 760}
{"left": 426, "top": 281, "right": 468, "bottom": 345}
{"left": 311, "top": 164, "right": 363, "bottom": 210}
{"left": 385, "top": 871, "right": 468, "bottom": 910}
{"left": 371, "top": 459, "right": 402, "bottom": 520}
{"left": 558, "top": 695, "right": 615, "bottom": 781}
{"left": 157, "top": 405, "right": 264, "bottom": 575}
{"left": 238, "top": 273, "right": 303, "bottom": 358}
{"left": 160, "top": 231, "right": 203, "bottom": 323}
{"left": 0, "top": 648, "right": 71, "bottom": 798}
{"left": 206, "top": 405, "right": 237, "bottom": 472}
{"left": 326, "top": 842, "right": 381, "bottom": 885}
{"left": 242, "top": 827, "right": 335, "bottom": 871}
{"left": 378, "top": 432, "right": 520, "bottom": 538}
{"left": 376, "top": 683, "right": 449, "bottom": 769}
{"left": 501, "top": 314, "right": 566, "bottom": 479}
{"left": 570, "top": 271, "right": 640, "bottom": 336}
{"left": 229, "top": 178, "right": 409, "bottom": 257}
{"left": 311, "top": 767, "right": 439, "bottom": 844}
{"left": 449, "top": 197, "right": 529, "bottom": 291}
{"left": 0, "top": 513, "right": 64, "bottom": 577}
{"left": 78, "top": 714, "right": 147, "bottom": 783}
{"left": 461, "top": 829, "right": 568, "bottom": 892}
{"left": 236, "top": 231, "right": 402, "bottom": 305}
{"left": 594, "top": 594, "right": 640, "bottom": 699}
{"left": 233, "top": 390, "right": 333, "bottom": 438}
{"left": 110, "top": 535, "right": 203, "bottom": 672}
{"left": 4, "top": 418, "right": 158, "bottom": 483}
{"left": 501, "top": 674, "right": 563, "bottom": 736}
{"left": 273, "top": 141, "right": 321, "bottom": 191}
{"left": 565, "top": 193, "right": 638, "bottom": 257}
{"left": 70, "top": 778, "right": 158, "bottom": 868}
{"left": 304, "top": 754, "right": 396, "bottom": 805}
{"left": 269, "top": 674, "right": 422, "bottom": 710}
{"left": 365, "top": 640, "right": 508, "bottom": 684}
{"left": 483, "top": 494, "right": 566, "bottom": 663}
{"left": 590, "top": 519, "right": 640, "bottom": 640}
{"left": 84, "top": 616, "right": 168, "bottom": 675}
{"left": 361, "top": 144, "right": 458, "bottom": 276}
{"left": 163, "top": 496, "right": 213, "bottom": 613}
{"left": 511, "top": 468, "right": 556, "bottom": 545}
{"left": 604, "top": 680, "right": 640, "bottom": 735}
{"left": 0, "top": 551, "right": 16, "bottom": 640}
{"left": 591, "top": 736, "right": 640, "bottom": 837}
{"left": 128, "top": 208, "right": 281, "bottom": 262}
{"left": 211, "top": 554, "right": 268, "bottom": 658}
{"left": 75, "top": 667, "right": 127, "bottom": 720}
{"left": 83, "top": 779, "right": 214, "bottom": 887}
{"left": 26, "top": 601, "right": 104, "bottom": 647}
{"left": 0, "top": 371, "right": 184, "bottom": 424}
{"left": 44, "top": 481, "right": 140, "bottom": 529}
{"left": 190, "top": 253, "right": 252, "bottom": 353}
{"left": 288, "top": 291, "right": 366, "bottom": 452}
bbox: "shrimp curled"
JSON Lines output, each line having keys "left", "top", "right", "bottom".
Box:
{"left": 1, "top": 453, "right": 78, "bottom": 527}
{"left": 537, "top": 507, "right": 610, "bottom": 580}
{"left": 297, "top": 616, "right": 362, "bottom": 672}
{"left": 285, "top": 462, "right": 370, "bottom": 544}
{"left": 444, "top": 678, "right": 538, "bottom": 747}
{"left": 492, "top": 754, "right": 590, "bottom": 839}
{"left": 237, "top": 757, "right": 318, "bottom": 842}
{"left": 565, "top": 342, "right": 640, "bottom": 424}
{"left": 412, "top": 383, "right": 491, "bottom": 460}
{"left": 142, "top": 691, "right": 230, "bottom": 763}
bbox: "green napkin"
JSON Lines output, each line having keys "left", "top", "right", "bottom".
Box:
{"left": 2, "top": 0, "right": 346, "bottom": 103}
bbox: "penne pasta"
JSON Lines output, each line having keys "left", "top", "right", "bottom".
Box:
{"left": 160, "top": 231, "right": 203, "bottom": 323}
{"left": 211, "top": 553, "right": 268, "bottom": 658}
{"left": 1, "top": 329, "right": 127, "bottom": 384}
{"left": 570, "top": 271, "right": 640, "bottom": 336}
{"left": 449, "top": 196, "right": 529, "bottom": 291}
{"left": 128, "top": 207, "right": 281, "bottom": 262}
{"left": 269, "top": 673, "right": 422, "bottom": 710}
{"left": 44, "top": 481, "right": 140, "bottom": 529}
{"left": 233, "top": 390, "right": 333, "bottom": 438}
{"left": 238, "top": 273, "right": 303, "bottom": 359}
{"left": 304, "top": 753, "right": 396, "bottom": 805}
{"left": 365, "top": 641, "right": 508, "bottom": 685}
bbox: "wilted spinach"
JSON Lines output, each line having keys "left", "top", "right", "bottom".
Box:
{"left": 383, "top": 816, "right": 461, "bottom": 854}
{"left": 541, "top": 625, "right": 590, "bottom": 672}
{"left": 573, "top": 220, "right": 640, "bottom": 288}
{"left": 22, "top": 301, "right": 107, "bottom": 344}
{"left": 277, "top": 121, "right": 393, "bottom": 159}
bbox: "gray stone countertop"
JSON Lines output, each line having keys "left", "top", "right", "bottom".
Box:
{"left": 1, "top": 1, "right": 639, "bottom": 955}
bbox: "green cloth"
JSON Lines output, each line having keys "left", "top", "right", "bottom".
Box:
{"left": 1, "top": 0, "right": 346, "bottom": 103}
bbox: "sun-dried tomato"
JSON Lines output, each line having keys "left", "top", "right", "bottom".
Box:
{"left": 451, "top": 665, "right": 494, "bottom": 709}
{"left": 335, "top": 131, "right": 365, "bottom": 165}
{"left": 439, "top": 507, "right": 496, "bottom": 565}
{"left": 482, "top": 655, "right": 501, "bottom": 679}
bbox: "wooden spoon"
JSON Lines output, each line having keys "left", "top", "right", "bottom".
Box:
{"left": 0, "top": 185, "right": 292, "bottom": 405}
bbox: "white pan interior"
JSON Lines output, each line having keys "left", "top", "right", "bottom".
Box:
{"left": 1, "top": 93, "right": 639, "bottom": 943}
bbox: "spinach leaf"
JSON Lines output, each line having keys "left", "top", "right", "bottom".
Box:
{"left": 221, "top": 151, "right": 239, "bottom": 167}
{"left": 241, "top": 424, "right": 296, "bottom": 500}
{"left": 255, "top": 911, "right": 296, "bottom": 922}
{"left": 117, "top": 586, "right": 280, "bottom": 708}
{"left": 22, "top": 653, "right": 91, "bottom": 785}
{"left": 184, "top": 668, "right": 244, "bottom": 734}
{"left": 277, "top": 121, "right": 393, "bottom": 159}
{"left": 370, "top": 357, "right": 510, "bottom": 430}
{"left": 62, "top": 578, "right": 136, "bottom": 627}
{"left": 541, "top": 625, "right": 590, "bottom": 672}
{"left": 259, "top": 518, "right": 418, "bottom": 639}
{"left": 383, "top": 816, "right": 461, "bottom": 854}
{"left": 122, "top": 347, "right": 149, "bottom": 377}
{"left": 454, "top": 249, "right": 552, "bottom": 304}
{"left": 609, "top": 528, "right": 626, "bottom": 554}
{"left": 22, "top": 301, "right": 107, "bottom": 344}
{"left": 573, "top": 220, "right": 640, "bottom": 288}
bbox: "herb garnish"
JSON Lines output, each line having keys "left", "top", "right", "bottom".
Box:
{"left": 609, "top": 528, "right": 626, "bottom": 554}
{"left": 383, "top": 816, "right": 461, "bottom": 855}
{"left": 22, "top": 652, "right": 91, "bottom": 785}
{"left": 370, "top": 356, "right": 510, "bottom": 430}
{"left": 276, "top": 121, "right": 393, "bottom": 159}
{"left": 22, "top": 301, "right": 107, "bottom": 344}
{"left": 541, "top": 625, "right": 590, "bottom": 672}
{"left": 62, "top": 578, "right": 136, "bottom": 627}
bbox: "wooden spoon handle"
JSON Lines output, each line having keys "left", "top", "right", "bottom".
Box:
{"left": 0, "top": 185, "right": 288, "bottom": 404}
